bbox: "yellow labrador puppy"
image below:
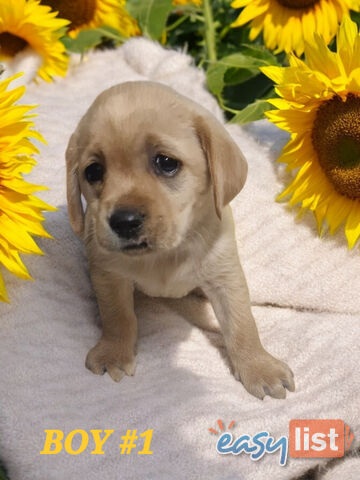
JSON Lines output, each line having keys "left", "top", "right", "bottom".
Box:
{"left": 66, "top": 81, "right": 295, "bottom": 400}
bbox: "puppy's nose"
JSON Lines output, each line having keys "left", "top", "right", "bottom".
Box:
{"left": 109, "top": 209, "right": 144, "bottom": 239}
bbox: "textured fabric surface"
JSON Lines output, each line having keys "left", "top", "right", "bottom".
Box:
{"left": 0, "top": 38, "right": 359, "bottom": 480}
{"left": 320, "top": 456, "right": 360, "bottom": 480}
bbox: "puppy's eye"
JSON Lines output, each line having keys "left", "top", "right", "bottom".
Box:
{"left": 153, "top": 154, "right": 179, "bottom": 177}
{"left": 84, "top": 162, "right": 104, "bottom": 183}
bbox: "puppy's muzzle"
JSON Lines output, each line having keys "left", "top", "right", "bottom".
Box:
{"left": 109, "top": 208, "right": 144, "bottom": 240}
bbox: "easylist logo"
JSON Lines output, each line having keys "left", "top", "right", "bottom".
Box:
{"left": 211, "top": 418, "right": 354, "bottom": 466}
{"left": 289, "top": 419, "right": 354, "bottom": 458}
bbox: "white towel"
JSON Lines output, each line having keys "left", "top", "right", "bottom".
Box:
{"left": 0, "top": 38, "right": 359, "bottom": 480}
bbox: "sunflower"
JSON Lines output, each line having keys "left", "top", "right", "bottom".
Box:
{"left": 231, "top": 0, "right": 360, "bottom": 56}
{"left": 261, "top": 17, "right": 360, "bottom": 249}
{"left": 0, "top": 0, "right": 69, "bottom": 82}
{"left": 0, "top": 74, "right": 55, "bottom": 302}
{"left": 41, "top": 0, "right": 140, "bottom": 38}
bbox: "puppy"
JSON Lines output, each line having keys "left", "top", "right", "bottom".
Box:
{"left": 66, "top": 81, "right": 295, "bottom": 400}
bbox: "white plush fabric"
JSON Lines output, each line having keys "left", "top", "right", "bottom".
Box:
{"left": 321, "top": 456, "right": 360, "bottom": 479}
{"left": 0, "top": 38, "right": 359, "bottom": 480}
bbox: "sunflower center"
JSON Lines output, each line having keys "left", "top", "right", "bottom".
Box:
{"left": 0, "top": 32, "right": 28, "bottom": 57}
{"left": 277, "top": 0, "right": 318, "bottom": 9}
{"left": 41, "top": 0, "right": 96, "bottom": 28}
{"left": 312, "top": 93, "right": 360, "bottom": 199}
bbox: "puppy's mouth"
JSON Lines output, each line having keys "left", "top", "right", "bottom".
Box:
{"left": 123, "top": 241, "right": 148, "bottom": 251}
{"left": 121, "top": 239, "right": 150, "bottom": 254}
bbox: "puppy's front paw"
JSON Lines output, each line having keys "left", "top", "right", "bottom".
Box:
{"left": 85, "top": 338, "right": 136, "bottom": 382}
{"left": 233, "top": 350, "right": 295, "bottom": 400}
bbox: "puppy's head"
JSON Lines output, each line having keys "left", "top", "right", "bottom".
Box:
{"left": 66, "top": 82, "right": 247, "bottom": 255}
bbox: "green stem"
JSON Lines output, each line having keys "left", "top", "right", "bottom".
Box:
{"left": 166, "top": 14, "right": 189, "bottom": 32}
{"left": 217, "top": 95, "right": 239, "bottom": 115}
{"left": 96, "top": 27, "right": 126, "bottom": 44}
{"left": 198, "top": 58, "right": 206, "bottom": 69}
{"left": 219, "top": 25, "right": 230, "bottom": 40}
{"left": 192, "top": 14, "right": 205, "bottom": 22}
{"left": 202, "top": 0, "right": 217, "bottom": 62}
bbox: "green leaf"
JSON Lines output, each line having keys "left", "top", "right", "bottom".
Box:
{"left": 62, "top": 30, "right": 104, "bottom": 53}
{"left": 238, "top": 44, "right": 280, "bottom": 65}
{"left": 126, "top": 0, "right": 173, "bottom": 40}
{"left": 61, "top": 27, "right": 126, "bottom": 54}
{"left": 207, "top": 63, "right": 228, "bottom": 96}
{"left": 224, "top": 67, "right": 258, "bottom": 86}
{"left": 228, "top": 99, "right": 272, "bottom": 125}
{"left": 206, "top": 51, "right": 277, "bottom": 96}
{"left": 214, "top": 52, "right": 273, "bottom": 70}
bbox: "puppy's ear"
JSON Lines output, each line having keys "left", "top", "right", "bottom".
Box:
{"left": 66, "top": 132, "right": 84, "bottom": 237}
{"left": 194, "top": 114, "right": 248, "bottom": 219}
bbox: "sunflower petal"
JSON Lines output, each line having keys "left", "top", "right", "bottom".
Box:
{"left": 0, "top": 246, "right": 32, "bottom": 280}
{"left": 0, "top": 271, "right": 10, "bottom": 303}
{"left": 345, "top": 205, "right": 360, "bottom": 249}
{"left": 337, "top": 15, "right": 357, "bottom": 74}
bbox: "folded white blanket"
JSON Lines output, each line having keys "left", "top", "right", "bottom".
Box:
{"left": 0, "top": 38, "right": 359, "bottom": 480}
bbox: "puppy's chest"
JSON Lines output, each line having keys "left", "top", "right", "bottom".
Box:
{"left": 132, "top": 262, "right": 199, "bottom": 298}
